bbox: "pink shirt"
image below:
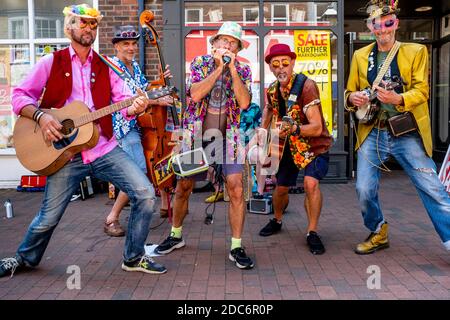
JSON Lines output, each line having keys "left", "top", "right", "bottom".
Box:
{"left": 12, "top": 46, "right": 134, "bottom": 164}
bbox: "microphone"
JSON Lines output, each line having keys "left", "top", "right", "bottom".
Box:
{"left": 223, "top": 56, "right": 231, "bottom": 64}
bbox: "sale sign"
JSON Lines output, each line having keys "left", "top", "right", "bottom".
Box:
{"left": 294, "top": 30, "right": 333, "bottom": 136}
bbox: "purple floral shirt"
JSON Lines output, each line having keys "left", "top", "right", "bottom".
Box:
{"left": 184, "top": 54, "right": 252, "bottom": 160}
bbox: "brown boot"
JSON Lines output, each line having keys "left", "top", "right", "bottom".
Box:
{"left": 104, "top": 220, "right": 125, "bottom": 237}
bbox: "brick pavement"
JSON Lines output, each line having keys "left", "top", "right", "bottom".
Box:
{"left": 0, "top": 170, "right": 449, "bottom": 300}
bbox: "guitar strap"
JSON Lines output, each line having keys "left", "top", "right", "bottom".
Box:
{"left": 98, "top": 54, "right": 141, "bottom": 92}
{"left": 276, "top": 73, "right": 308, "bottom": 117}
{"left": 372, "top": 41, "right": 401, "bottom": 88}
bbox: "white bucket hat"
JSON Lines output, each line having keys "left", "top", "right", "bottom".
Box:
{"left": 209, "top": 21, "right": 243, "bottom": 51}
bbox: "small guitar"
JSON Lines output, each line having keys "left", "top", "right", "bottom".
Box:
{"left": 13, "top": 86, "right": 175, "bottom": 176}
{"left": 260, "top": 115, "right": 296, "bottom": 174}
{"left": 355, "top": 76, "right": 404, "bottom": 124}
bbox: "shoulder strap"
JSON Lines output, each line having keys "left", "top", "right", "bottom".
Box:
{"left": 373, "top": 41, "right": 401, "bottom": 87}
{"left": 287, "top": 73, "right": 307, "bottom": 111}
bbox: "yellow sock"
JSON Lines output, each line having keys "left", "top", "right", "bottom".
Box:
{"left": 171, "top": 226, "right": 182, "bottom": 239}
{"left": 231, "top": 237, "right": 241, "bottom": 250}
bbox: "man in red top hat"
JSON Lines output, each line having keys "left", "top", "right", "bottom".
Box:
{"left": 257, "top": 43, "right": 332, "bottom": 255}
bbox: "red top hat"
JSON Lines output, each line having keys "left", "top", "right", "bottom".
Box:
{"left": 265, "top": 44, "right": 297, "bottom": 64}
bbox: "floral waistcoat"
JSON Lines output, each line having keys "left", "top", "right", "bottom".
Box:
{"left": 267, "top": 73, "right": 331, "bottom": 170}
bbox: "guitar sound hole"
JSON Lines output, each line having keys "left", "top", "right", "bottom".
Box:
{"left": 61, "top": 119, "right": 75, "bottom": 136}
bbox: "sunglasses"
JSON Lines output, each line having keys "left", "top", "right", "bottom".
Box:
{"left": 371, "top": 19, "right": 396, "bottom": 30}
{"left": 116, "top": 31, "right": 138, "bottom": 38}
{"left": 79, "top": 18, "right": 98, "bottom": 30}
{"left": 271, "top": 59, "right": 291, "bottom": 68}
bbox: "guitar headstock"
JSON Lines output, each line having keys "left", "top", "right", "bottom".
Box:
{"left": 383, "top": 76, "right": 406, "bottom": 90}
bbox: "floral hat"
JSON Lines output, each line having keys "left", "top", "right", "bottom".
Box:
{"left": 366, "top": 0, "right": 400, "bottom": 20}
{"left": 209, "top": 21, "right": 243, "bottom": 51}
{"left": 63, "top": 3, "right": 103, "bottom": 22}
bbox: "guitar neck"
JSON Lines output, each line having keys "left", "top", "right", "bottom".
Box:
{"left": 73, "top": 85, "right": 173, "bottom": 127}
{"left": 74, "top": 96, "right": 136, "bottom": 128}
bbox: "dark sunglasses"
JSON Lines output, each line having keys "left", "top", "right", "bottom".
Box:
{"left": 116, "top": 31, "right": 138, "bottom": 38}
{"left": 371, "top": 19, "right": 396, "bottom": 30}
{"left": 79, "top": 19, "right": 98, "bottom": 30}
{"left": 271, "top": 59, "right": 291, "bottom": 68}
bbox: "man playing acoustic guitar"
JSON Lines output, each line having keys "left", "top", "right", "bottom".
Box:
{"left": 345, "top": 0, "right": 450, "bottom": 254}
{"left": 258, "top": 44, "right": 332, "bottom": 255}
{"left": 0, "top": 4, "right": 167, "bottom": 277}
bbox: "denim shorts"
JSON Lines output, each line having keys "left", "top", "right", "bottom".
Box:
{"left": 276, "top": 147, "right": 329, "bottom": 186}
{"left": 117, "top": 127, "right": 147, "bottom": 174}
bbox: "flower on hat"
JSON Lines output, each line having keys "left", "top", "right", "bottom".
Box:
{"left": 63, "top": 4, "right": 101, "bottom": 19}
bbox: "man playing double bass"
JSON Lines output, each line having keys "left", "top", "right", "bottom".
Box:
{"left": 104, "top": 25, "right": 173, "bottom": 237}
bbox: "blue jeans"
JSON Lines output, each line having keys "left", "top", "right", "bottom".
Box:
{"left": 356, "top": 129, "right": 450, "bottom": 246}
{"left": 16, "top": 146, "right": 156, "bottom": 266}
{"left": 117, "top": 126, "right": 147, "bottom": 173}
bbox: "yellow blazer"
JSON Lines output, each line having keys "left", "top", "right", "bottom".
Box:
{"left": 345, "top": 42, "right": 432, "bottom": 156}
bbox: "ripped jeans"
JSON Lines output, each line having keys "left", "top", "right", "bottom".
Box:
{"left": 16, "top": 146, "right": 156, "bottom": 266}
{"left": 356, "top": 129, "right": 450, "bottom": 245}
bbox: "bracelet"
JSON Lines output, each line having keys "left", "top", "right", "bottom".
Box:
{"left": 33, "top": 110, "right": 45, "bottom": 124}
{"left": 294, "top": 124, "right": 301, "bottom": 136}
{"left": 32, "top": 109, "right": 41, "bottom": 121}
{"left": 35, "top": 112, "right": 45, "bottom": 124}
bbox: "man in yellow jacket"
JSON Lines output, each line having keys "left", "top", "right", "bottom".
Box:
{"left": 345, "top": 0, "right": 450, "bottom": 254}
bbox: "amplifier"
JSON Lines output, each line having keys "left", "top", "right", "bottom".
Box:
{"left": 80, "top": 176, "right": 94, "bottom": 200}
{"left": 247, "top": 195, "right": 273, "bottom": 215}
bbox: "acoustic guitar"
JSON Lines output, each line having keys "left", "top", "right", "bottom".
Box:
{"left": 13, "top": 86, "right": 174, "bottom": 176}
{"left": 261, "top": 99, "right": 320, "bottom": 174}
{"left": 355, "top": 76, "right": 404, "bottom": 124}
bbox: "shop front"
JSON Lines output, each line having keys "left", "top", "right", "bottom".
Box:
{"left": 0, "top": 0, "right": 448, "bottom": 187}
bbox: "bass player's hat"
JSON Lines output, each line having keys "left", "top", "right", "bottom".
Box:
{"left": 112, "top": 25, "right": 140, "bottom": 44}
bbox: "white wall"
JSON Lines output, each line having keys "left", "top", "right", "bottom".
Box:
{"left": 0, "top": 149, "right": 35, "bottom": 189}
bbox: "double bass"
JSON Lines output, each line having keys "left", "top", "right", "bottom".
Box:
{"left": 137, "top": 10, "right": 181, "bottom": 196}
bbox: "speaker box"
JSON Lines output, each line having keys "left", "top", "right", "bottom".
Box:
{"left": 80, "top": 176, "right": 94, "bottom": 200}
{"left": 247, "top": 195, "right": 273, "bottom": 215}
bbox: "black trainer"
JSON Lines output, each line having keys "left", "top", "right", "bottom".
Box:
{"left": 122, "top": 255, "right": 167, "bottom": 274}
{"left": 155, "top": 236, "right": 186, "bottom": 254}
{"left": 306, "top": 231, "right": 325, "bottom": 255}
{"left": 0, "top": 257, "right": 23, "bottom": 278}
{"left": 229, "top": 247, "right": 254, "bottom": 269}
{"left": 259, "top": 218, "right": 282, "bottom": 237}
